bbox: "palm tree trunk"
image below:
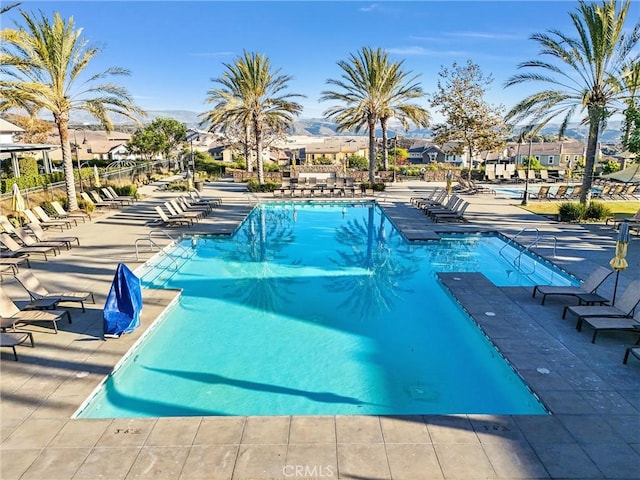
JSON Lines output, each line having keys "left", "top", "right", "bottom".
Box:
{"left": 381, "top": 117, "right": 389, "bottom": 171}
{"left": 368, "top": 117, "right": 377, "bottom": 183}
{"left": 255, "top": 122, "right": 265, "bottom": 185}
{"left": 55, "top": 117, "right": 79, "bottom": 211}
{"left": 245, "top": 123, "right": 252, "bottom": 172}
{"left": 579, "top": 109, "right": 602, "bottom": 204}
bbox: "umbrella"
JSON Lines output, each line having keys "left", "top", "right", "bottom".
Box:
{"left": 445, "top": 170, "right": 453, "bottom": 196}
{"left": 11, "top": 183, "right": 25, "bottom": 213}
{"left": 609, "top": 221, "right": 630, "bottom": 305}
{"left": 93, "top": 165, "right": 101, "bottom": 187}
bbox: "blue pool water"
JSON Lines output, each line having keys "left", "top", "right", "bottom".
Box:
{"left": 77, "top": 202, "right": 575, "bottom": 418}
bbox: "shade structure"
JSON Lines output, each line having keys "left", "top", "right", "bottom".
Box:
{"left": 601, "top": 164, "right": 640, "bottom": 184}
{"left": 103, "top": 263, "right": 143, "bottom": 338}
{"left": 609, "top": 222, "right": 630, "bottom": 305}
{"left": 11, "top": 183, "right": 25, "bottom": 213}
{"left": 93, "top": 165, "right": 101, "bottom": 187}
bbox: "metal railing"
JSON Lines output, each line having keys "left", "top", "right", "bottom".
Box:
{"left": 499, "top": 227, "right": 558, "bottom": 277}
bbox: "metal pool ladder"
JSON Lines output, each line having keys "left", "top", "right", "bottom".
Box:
{"left": 500, "top": 227, "right": 558, "bottom": 275}
{"left": 135, "top": 230, "right": 192, "bottom": 267}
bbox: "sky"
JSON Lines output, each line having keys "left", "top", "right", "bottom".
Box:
{"left": 1, "top": 1, "right": 635, "bottom": 125}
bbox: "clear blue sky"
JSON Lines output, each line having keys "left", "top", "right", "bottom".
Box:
{"left": 2, "top": 1, "right": 619, "bottom": 123}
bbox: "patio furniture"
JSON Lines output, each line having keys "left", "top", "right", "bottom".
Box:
{"left": 14, "top": 270, "right": 96, "bottom": 312}
{"left": 0, "top": 232, "right": 57, "bottom": 261}
{"left": 532, "top": 266, "right": 613, "bottom": 305}
{"left": 1, "top": 331, "right": 34, "bottom": 361}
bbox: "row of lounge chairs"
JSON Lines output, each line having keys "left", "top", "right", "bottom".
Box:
{"left": 485, "top": 167, "right": 557, "bottom": 184}
{"left": 532, "top": 267, "right": 640, "bottom": 362}
{"left": 273, "top": 177, "right": 361, "bottom": 198}
{"left": 153, "top": 191, "right": 222, "bottom": 227}
{"left": 1, "top": 271, "right": 96, "bottom": 359}
{"left": 410, "top": 190, "right": 469, "bottom": 223}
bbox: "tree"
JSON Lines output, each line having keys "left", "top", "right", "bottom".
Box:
{"left": 201, "top": 51, "right": 304, "bottom": 184}
{"left": 430, "top": 60, "right": 508, "bottom": 177}
{"left": 321, "top": 47, "right": 429, "bottom": 182}
{"left": 7, "top": 112, "right": 53, "bottom": 143}
{"left": 622, "top": 106, "right": 640, "bottom": 155}
{"left": 505, "top": 0, "right": 640, "bottom": 204}
{"left": 378, "top": 63, "right": 430, "bottom": 171}
{"left": 128, "top": 127, "right": 165, "bottom": 161}
{"left": 148, "top": 118, "right": 187, "bottom": 160}
{"left": 621, "top": 60, "right": 640, "bottom": 154}
{"left": 0, "top": 10, "right": 144, "bottom": 210}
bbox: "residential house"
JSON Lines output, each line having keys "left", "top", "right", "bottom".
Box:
{"left": 407, "top": 140, "right": 466, "bottom": 167}
{"left": 507, "top": 141, "right": 589, "bottom": 168}
{"left": 300, "top": 137, "right": 369, "bottom": 166}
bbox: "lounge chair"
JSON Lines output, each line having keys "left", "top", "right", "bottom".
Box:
{"left": 22, "top": 208, "right": 69, "bottom": 231}
{"left": 154, "top": 206, "right": 194, "bottom": 227}
{"left": 102, "top": 187, "right": 134, "bottom": 205}
{"left": 530, "top": 185, "right": 551, "bottom": 200}
{"left": 27, "top": 222, "right": 80, "bottom": 247}
{"left": 426, "top": 196, "right": 463, "bottom": 218}
{"left": 0, "top": 331, "right": 34, "bottom": 360}
{"left": 0, "top": 289, "right": 70, "bottom": 333}
{"left": 432, "top": 201, "right": 469, "bottom": 223}
{"left": 0, "top": 256, "right": 31, "bottom": 273}
{"left": 89, "top": 190, "right": 123, "bottom": 208}
{"left": 579, "top": 311, "right": 640, "bottom": 343}
{"left": 33, "top": 205, "right": 77, "bottom": 228}
{"left": 176, "top": 197, "right": 210, "bottom": 215}
{"left": 619, "top": 184, "right": 639, "bottom": 200}
{"left": 623, "top": 345, "right": 640, "bottom": 364}
{"left": 188, "top": 190, "right": 221, "bottom": 207}
{"left": 532, "top": 266, "right": 613, "bottom": 305}
{"left": 106, "top": 186, "right": 137, "bottom": 203}
{"left": 191, "top": 189, "right": 222, "bottom": 206}
{"left": 606, "top": 208, "right": 640, "bottom": 227}
{"left": 166, "top": 201, "right": 202, "bottom": 221}
{"left": 563, "top": 280, "right": 640, "bottom": 330}
{"left": 13, "top": 226, "right": 67, "bottom": 252}
{"left": 80, "top": 191, "right": 116, "bottom": 210}
{"left": 549, "top": 185, "right": 569, "bottom": 200}
{"left": 14, "top": 270, "right": 95, "bottom": 312}
{"left": 50, "top": 201, "right": 91, "bottom": 222}
{"left": 0, "top": 232, "right": 57, "bottom": 261}
{"left": 0, "top": 214, "right": 17, "bottom": 234}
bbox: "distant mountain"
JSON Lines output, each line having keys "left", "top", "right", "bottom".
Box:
{"left": 66, "top": 109, "right": 623, "bottom": 143}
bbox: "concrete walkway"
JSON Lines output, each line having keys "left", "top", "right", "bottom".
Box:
{"left": 1, "top": 178, "right": 638, "bottom": 479}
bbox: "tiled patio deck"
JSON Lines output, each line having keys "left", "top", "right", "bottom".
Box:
{"left": 1, "top": 179, "right": 638, "bottom": 479}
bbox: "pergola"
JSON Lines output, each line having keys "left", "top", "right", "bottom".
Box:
{"left": 0, "top": 143, "right": 58, "bottom": 177}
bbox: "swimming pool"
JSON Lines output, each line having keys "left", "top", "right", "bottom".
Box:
{"left": 77, "top": 202, "right": 575, "bottom": 418}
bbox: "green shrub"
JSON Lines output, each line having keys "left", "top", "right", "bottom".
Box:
{"left": 584, "top": 201, "right": 612, "bottom": 220}
{"left": 112, "top": 184, "right": 138, "bottom": 198}
{"left": 359, "top": 182, "right": 386, "bottom": 192}
{"left": 558, "top": 202, "right": 587, "bottom": 222}
{"left": 246, "top": 178, "right": 278, "bottom": 192}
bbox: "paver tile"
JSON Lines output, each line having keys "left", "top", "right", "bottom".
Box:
{"left": 179, "top": 445, "right": 237, "bottom": 480}
{"left": 289, "top": 416, "right": 336, "bottom": 444}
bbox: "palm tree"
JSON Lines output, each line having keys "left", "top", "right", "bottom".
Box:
{"left": 0, "top": 10, "right": 144, "bottom": 211}
{"left": 621, "top": 60, "right": 640, "bottom": 150}
{"left": 201, "top": 51, "right": 304, "bottom": 184}
{"left": 321, "top": 47, "right": 390, "bottom": 183}
{"left": 504, "top": 0, "right": 640, "bottom": 204}
{"left": 378, "top": 66, "right": 430, "bottom": 171}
